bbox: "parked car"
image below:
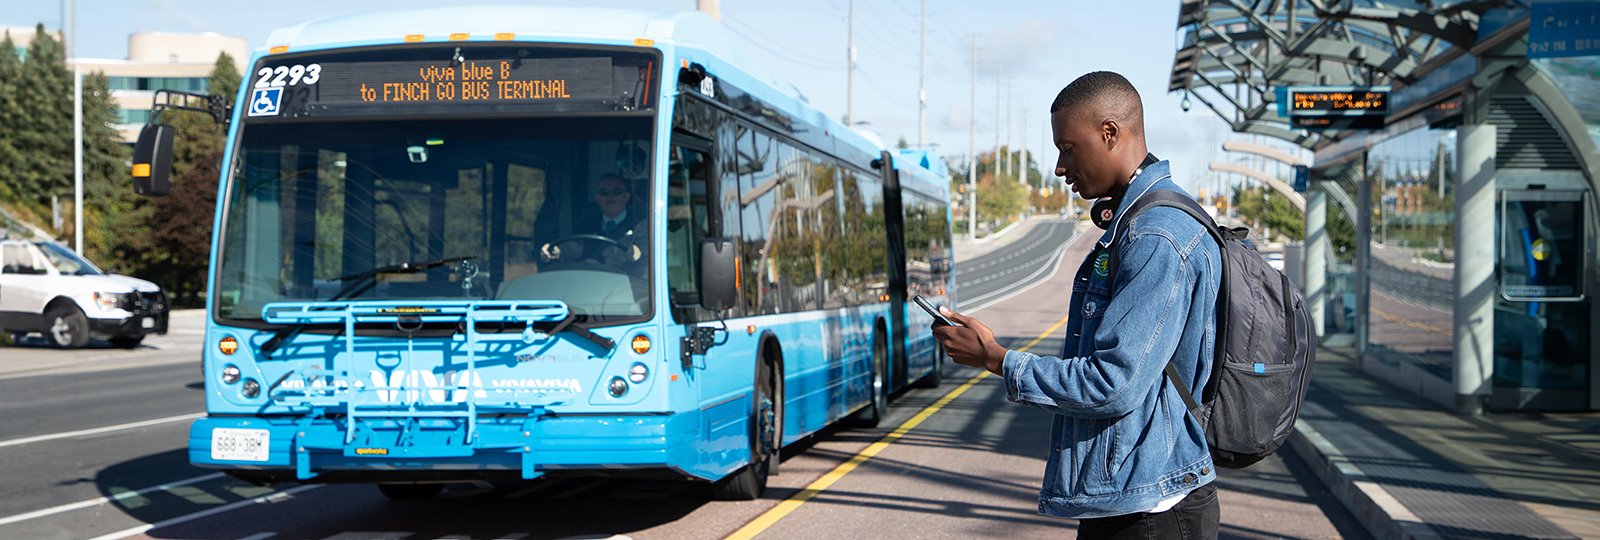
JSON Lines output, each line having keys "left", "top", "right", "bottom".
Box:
{"left": 0, "top": 239, "right": 168, "bottom": 348}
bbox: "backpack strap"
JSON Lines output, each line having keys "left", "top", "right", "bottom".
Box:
{"left": 1108, "top": 189, "right": 1229, "bottom": 414}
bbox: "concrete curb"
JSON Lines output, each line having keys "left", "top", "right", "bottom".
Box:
{"left": 971, "top": 218, "right": 1024, "bottom": 245}
{"left": 1287, "top": 420, "right": 1442, "bottom": 540}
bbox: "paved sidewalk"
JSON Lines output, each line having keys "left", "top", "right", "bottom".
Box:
{"left": 1288, "top": 344, "right": 1600, "bottom": 539}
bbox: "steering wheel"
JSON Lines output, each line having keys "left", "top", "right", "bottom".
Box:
{"left": 544, "top": 234, "right": 634, "bottom": 264}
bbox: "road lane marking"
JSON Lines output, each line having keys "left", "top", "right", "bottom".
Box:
{"left": 0, "top": 412, "right": 203, "bottom": 449}
{"left": 725, "top": 311, "right": 1073, "bottom": 540}
{"left": 0, "top": 472, "right": 226, "bottom": 527}
{"left": 87, "top": 484, "right": 319, "bottom": 540}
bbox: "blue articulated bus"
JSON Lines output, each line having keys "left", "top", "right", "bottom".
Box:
{"left": 130, "top": 7, "right": 954, "bottom": 500}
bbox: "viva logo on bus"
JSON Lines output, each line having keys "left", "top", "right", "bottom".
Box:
{"left": 278, "top": 371, "right": 583, "bottom": 403}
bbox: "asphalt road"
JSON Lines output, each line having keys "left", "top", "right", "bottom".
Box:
{"left": 954, "top": 219, "right": 1078, "bottom": 311}
{"left": 0, "top": 225, "right": 1367, "bottom": 539}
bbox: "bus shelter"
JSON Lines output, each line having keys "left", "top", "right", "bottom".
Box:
{"left": 1169, "top": 0, "right": 1600, "bottom": 413}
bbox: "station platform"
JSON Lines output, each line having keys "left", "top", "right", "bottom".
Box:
{"left": 1288, "top": 342, "right": 1600, "bottom": 539}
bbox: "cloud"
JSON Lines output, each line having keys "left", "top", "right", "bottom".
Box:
{"left": 978, "top": 20, "right": 1066, "bottom": 78}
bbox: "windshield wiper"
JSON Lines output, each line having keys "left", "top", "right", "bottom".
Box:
{"left": 259, "top": 256, "right": 476, "bottom": 357}
{"left": 548, "top": 315, "right": 615, "bottom": 352}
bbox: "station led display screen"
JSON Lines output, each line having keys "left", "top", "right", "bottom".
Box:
{"left": 1287, "top": 88, "right": 1389, "bottom": 114}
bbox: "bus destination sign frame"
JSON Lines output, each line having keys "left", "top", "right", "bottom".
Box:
{"left": 244, "top": 45, "right": 658, "bottom": 120}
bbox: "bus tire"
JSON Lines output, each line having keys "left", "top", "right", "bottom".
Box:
{"left": 851, "top": 328, "right": 889, "bottom": 428}
{"left": 377, "top": 482, "right": 444, "bottom": 500}
{"left": 913, "top": 343, "right": 944, "bottom": 388}
{"left": 712, "top": 355, "right": 777, "bottom": 500}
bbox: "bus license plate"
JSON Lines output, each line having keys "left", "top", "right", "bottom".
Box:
{"left": 141, "top": 317, "right": 154, "bottom": 329}
{"left": 211, "top": 428, "right": 270, "bottom": 462}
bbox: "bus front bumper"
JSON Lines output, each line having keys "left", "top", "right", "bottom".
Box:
{"left": 188, "top": 412, "right": 701, "bottom": 482}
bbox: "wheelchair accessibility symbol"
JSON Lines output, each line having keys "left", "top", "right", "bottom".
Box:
{"left": 247, "top": 87, "right": 282, "bottom": 117}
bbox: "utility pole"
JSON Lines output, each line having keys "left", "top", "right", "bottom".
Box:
{"left": 1019, "top": 112, "right": 1027, "bottom": 186}
{"left": 968, "top": 37, "right": 978, "bottom": 241}
{"left": 1005, "top": 80, "right": 1012, "bottom": 180}
{"left": 70, "top": 0, "right": 83, "bottom": 254}
{"left": 917, "top": 0, "right": 926, "bottom": 146}
{"left": 845, "top": 0, "right": 856, "bottom": 126}
{"left": 994, "top": 63, "right": 1003, "bottom": 178}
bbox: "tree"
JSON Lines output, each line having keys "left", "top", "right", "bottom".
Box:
{"left": 977, "top": 169, "right": 1027, "bottom": 226}
{"left": 0, "top": 34, "right": 23, "bottom": 202}
{"left": 207, "top": 52, "right": 240, "bottom": 104}
{"left": 137, "top": 52, "right": 239, "bottom": 302}
{"left": 80, "top": 71, "right": 137, "bottom": 269}
{"left": 1231, "top": 186, "right": 1303, "bottom": 242}
{"left": 14, "top": 25, "right": 71, "bottom": 209}
{"left": 895, "top": 136, "right": 909, "bottom": 149}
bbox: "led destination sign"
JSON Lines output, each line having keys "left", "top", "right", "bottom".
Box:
{"left": 245, "top": 46, "right": 656, "bottom": 119}
{"left": 322, "top": 57, "right": 612, "bottom": 106}
{"left": 1285, "top": 86, "right": 1390, "bottom": 115}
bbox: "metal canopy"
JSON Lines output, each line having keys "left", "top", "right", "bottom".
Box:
{"left": 1170, "top": 0, "right": 1518, "bottom": 150}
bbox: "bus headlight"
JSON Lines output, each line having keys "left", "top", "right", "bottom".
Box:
{"left": 607, "top": 377, "right": 628, "bottom": 397}
{"left": 629, "top": 363, "right": 649, "bottom": 384}
{"left": 221, "top": 365, "right": 241, "bottom": 384}
{"left": 241, "top": 378, "right": 261, "bottom": 398}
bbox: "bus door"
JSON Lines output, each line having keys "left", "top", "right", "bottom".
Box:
{"left": 879, "top": 152, "right": 909, "bottom": 388}
{"left": 665, "top": 135, "right": 740, "bottom": 408}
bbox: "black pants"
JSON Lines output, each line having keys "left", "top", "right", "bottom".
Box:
{"left": 1076, "top": 483, "right": 1220, "bottom": 540}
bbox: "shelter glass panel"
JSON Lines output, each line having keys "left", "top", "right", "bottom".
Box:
{"left": 1363, "top": 127, "right": 1457, "bottom": 380}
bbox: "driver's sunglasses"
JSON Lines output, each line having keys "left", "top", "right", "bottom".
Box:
{"left": 596, "top": 188, "right": 627, "bottom": 197}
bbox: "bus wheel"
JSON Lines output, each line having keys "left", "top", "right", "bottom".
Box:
{"left": 852, "top": 329, "right": 889, "bottom": 428}
{"left": 377, "top": 483, "right": 445, "bottom": 500}
{"left": 713, "top": 357, "right": 776, "bottom": 500}
{"left": 913, "top": 342, "right": 944, "bottom": 388}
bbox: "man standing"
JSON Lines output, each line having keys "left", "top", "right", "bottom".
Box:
{"left": 932, "top": 71, "right": 1223, "bottom": 539}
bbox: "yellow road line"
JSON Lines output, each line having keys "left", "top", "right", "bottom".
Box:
{"left": 725, "top": 311, "right": 1073, "bottom": 540}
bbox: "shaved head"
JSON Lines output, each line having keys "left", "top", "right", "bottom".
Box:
{"left": 1049, "top": 71, "right": 1144, "bottom": 138}
{"left": 1047, "top": 71, "right": 1150, "bottom": 200}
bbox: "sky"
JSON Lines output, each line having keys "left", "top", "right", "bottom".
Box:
{"left": 7, "top": 0, "right": 1238, "bottom": 195}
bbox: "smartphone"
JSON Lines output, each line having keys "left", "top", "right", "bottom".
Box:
{"left": 913, "top": 295, "right": 961, "bottom": 327}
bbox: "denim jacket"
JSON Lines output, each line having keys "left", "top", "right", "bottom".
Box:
{"left": 1001, "top": 161, "right": 1221, "bottom": 519}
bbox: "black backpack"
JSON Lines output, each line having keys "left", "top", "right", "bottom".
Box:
{"left": 1110, "top": 189, "right": 1316, "bottom": 469}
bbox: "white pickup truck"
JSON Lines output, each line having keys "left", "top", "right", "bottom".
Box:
{"left": 0, "top": 239, "right": 169, "bottom": 348}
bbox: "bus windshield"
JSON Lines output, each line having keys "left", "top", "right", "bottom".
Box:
{"left": 214, "top": 116, "right": 655, "bottom": 324}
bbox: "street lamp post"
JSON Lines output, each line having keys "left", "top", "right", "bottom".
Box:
{"left": 70, "top": 0, "right": 83, "bottom": 255}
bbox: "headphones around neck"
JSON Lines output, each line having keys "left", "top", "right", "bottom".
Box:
{"left": 1089, "top": 153, "right": 1160, "bottom": 231}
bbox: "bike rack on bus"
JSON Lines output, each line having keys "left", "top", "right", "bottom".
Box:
{"left": 261, "top": 300, "right": 571, "bottom": 456}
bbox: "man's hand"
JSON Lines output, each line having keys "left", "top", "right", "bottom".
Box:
{"left": 931, "top": 307, "right": 1009, "bottom": 376}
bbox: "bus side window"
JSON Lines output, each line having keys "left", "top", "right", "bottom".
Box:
{"left": 668, "top": 143, "right": 713, "bottom": 319}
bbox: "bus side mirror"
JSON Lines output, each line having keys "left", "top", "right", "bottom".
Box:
{"left": 131, "top": 124, "right": 175, "bottom": 197}
{"left": 699, "top": 237, "right": 737, "bottom": 311}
